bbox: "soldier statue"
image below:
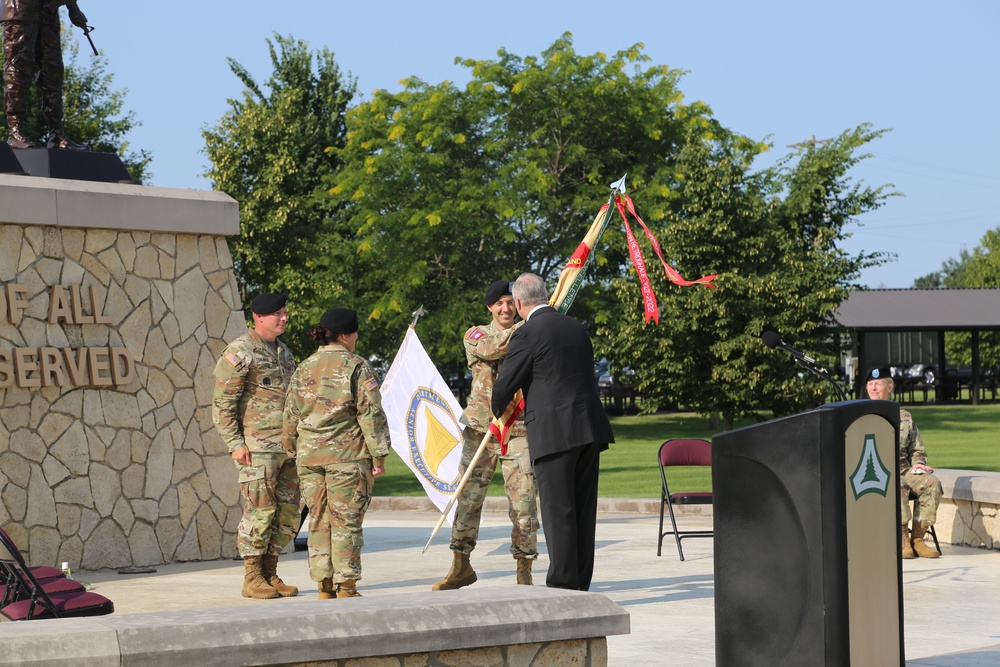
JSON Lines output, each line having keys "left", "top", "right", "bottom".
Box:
{"left": 2, "top": 0, "right": 89, "bottom": 150}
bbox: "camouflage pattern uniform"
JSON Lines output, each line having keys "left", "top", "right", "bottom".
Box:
{"left": 282, "top": 343, "right": 390, "bottom": 584}
{"left": 899, "top": 408, "right": 943, "bottom": 527}
{"left": 213, "top": 327, "right": 300, "bottom": 557}
{"left": 450, "top": 319, "right": 538, "bottom": 560}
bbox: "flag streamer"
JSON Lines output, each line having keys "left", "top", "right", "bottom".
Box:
{"left": 613, "top": 194, "right": 717, "bottom": 323}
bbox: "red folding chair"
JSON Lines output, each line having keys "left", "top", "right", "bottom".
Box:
{"left": 657, "top": 438, "right": 714, "bottom": 561}
{"left": 0, "top": 528, "right": 113, "bottom": 620}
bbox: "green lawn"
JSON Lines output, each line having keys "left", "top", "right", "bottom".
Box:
{"left": 374, "top": 404, "right": 1000, "bottom": 498}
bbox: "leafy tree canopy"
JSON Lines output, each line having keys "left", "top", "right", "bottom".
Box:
{"left": 599, "top": 125, "right": 894, "bottom": 428}
{"left": 203, "top": 33, "right": 357, "bottom": 355}
{"left": 210, "top": 33, "right": 896, "bottom": 423}
{"left": 325, "top": 33, "right": 722, "bottom": 372}
{"left": 919, "top": 228, "right": 1000, "bottom": 366}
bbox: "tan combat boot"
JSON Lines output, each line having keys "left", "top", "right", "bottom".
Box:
{"left": 261, "top": 554, "right": 298, "bottom": 597}
{"left": 336, "top": 579, "right": 362, "bottom": 598}
{"left": 912, "top": 523, "right": 941, "bottom": 558}
{"left": 431, "top": 552, "right": 477, "bottom": 591}
{"left": 516, "top": 558, "right": 533, "bottom": 586}
{"left": 318, "top": 578, "right": 336, "bottom": 600}
{"left": 901, "top": 525, "right": 915, "bottom": 559}
{"left": 242, "top": 556, "right": 279, "bottom": 599}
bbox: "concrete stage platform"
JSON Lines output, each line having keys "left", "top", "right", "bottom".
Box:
{"left": 61, "top": 508, "right": 1000, "bottom": 666}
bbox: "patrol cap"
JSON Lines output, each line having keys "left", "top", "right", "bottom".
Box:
{"left": 319, "top": 307, "right": 358, "bottom": 334}
{"left": 865, "top": 366, "right": 893, "bottom": 383}
{"left": 249, "top": 292, "right": 288, "bottom": 315}
{"left": 485, "top": 280, "right": 512, "bottom": 306}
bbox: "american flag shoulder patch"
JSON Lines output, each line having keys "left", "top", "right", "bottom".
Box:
{"left": 224, "top": 352, "right": 242, "bottom": 367}
{"left": 364, "top": 377, "right": 379, "bottom": 392}
{"left": 467, "top": 327, "right": 484, "bottom": 341}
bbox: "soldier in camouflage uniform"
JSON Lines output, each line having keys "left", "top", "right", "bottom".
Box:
{"left": 432, "top": 280, "right": 539, "bottom": 591}
{"left": 213, "top": 292, "right": 301, "bottom": 599}
{"left": 865, "top": 367, "right": 943, "bottom": 559}
{"left": 282, "top": 307, "right": 390, "bottom": 600}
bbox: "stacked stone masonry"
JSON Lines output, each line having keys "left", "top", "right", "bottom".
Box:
{"left": 280, "top": 638, "right": 608, "bottom": 667}
{"left": 0, "top": 223, "right": 246, "bottom": 569}
{"left": 938, "top": 500, "right": 999, "bottom": 549}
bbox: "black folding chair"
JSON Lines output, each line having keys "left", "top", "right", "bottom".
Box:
{"left": 657, "top": 438, "right": 714, "bottom": 561}
{"left": 0, "top": 528, "right": 113, "bottom": 620}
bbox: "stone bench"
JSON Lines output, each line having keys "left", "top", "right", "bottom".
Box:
{"left": 0, "top": 588, "right": 629, "bottom": 667}
{"left": 932, "top": 469, "right": 1000, "bottom": 549}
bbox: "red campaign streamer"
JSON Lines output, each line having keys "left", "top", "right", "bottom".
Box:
{"left": 620, "top": 210, "right": 660, "bottom": 324}
{"left": 611, "top": 195, "right": 717, "bottom": 324}
{"left": 616, "top": 195, "right": 718, "bottom": 289}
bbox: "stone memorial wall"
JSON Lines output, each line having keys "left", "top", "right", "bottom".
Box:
{"left": 0, "top": 175, "right": 244, "bottom": 569}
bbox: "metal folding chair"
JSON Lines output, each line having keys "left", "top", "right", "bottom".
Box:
{"left": 657, "top": 438, "right": 714, "bottom": 561}
{"left": 0, "top": 528, "right": 113, "bottom": 620}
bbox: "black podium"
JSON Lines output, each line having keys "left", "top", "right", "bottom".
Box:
{"left": 712, "top": 401, "right": 904, "bottom": 666}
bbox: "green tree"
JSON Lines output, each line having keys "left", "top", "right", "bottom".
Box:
{"left": 14, "top": 40, "right": 151, "bottom": 182}
{"left": 326, "top": 33, "right": 717, "bottom": 372}
{"left": 913, "top": 249, "right": 971, "bottom": 288}
{"left": 601, "top": 125, "right": 894, "bottom": 429}
{"left": 937, "top": 228, "right": 1000, "bottom": 366}
{"left": 203, "top": 33, "right": 356, "bottom": 356}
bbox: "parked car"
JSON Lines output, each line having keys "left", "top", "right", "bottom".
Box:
{"left": 597, "top": 366, "right": 635, "bottom": 398}
{"left": 904, "top": 364, "right": 982, "bottom": 386}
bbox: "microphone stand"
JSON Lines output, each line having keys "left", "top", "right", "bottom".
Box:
{"left": 793, "top": 357, "right": 848, "bottom": 402}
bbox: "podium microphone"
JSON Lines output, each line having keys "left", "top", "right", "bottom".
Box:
{"left": 761, "top": 331, "right": 820, "bottom": 366}
{"left": 762, "top": 331, "right": 847, "bottom": 402}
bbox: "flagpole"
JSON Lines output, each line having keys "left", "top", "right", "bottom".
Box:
{"left": 421, "top": 428, "right": 494, "bottom": 554}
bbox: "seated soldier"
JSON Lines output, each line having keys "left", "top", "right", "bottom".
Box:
{"left": 865, "top": 366, "right": 943, "bottom": 559}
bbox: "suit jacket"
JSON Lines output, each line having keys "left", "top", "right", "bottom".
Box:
{"left": 492, "top": 306, "right": 613, "bottom": 462}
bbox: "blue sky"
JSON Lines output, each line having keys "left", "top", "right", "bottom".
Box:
{"left": 89, "top": 1, "right": 998, "bottom": 289}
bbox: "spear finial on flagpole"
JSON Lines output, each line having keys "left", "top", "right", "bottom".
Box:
{"left": 609, "top": 173, "right": 627, "bottom": 195}
{"left": 410, "top": 305, "right": 426, "bottom": 328}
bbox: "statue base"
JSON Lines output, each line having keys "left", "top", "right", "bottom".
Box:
{"left": 14, "top": 148, "right": 133, "bottom": 183}
{"left": 0, "top": 142, "right": 26, "bottom": 174}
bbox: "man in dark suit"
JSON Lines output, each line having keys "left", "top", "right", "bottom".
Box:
{"left": 491, "top": 273, "right": 614, "bottom": 591}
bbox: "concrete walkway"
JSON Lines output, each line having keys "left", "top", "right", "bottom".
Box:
{"left": 77, "top": 508, "right": 1000, "bottom": 666}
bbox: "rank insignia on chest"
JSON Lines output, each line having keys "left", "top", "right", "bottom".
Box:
{"left": 262, "top": 377, "right": 272, "bottom": 387}
{"left": 467, "top": 328, "right": 484, "bottom": 341}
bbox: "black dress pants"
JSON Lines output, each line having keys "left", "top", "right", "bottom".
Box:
{"left": 533, "top": 442, "right": 602, "bottom": 591}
